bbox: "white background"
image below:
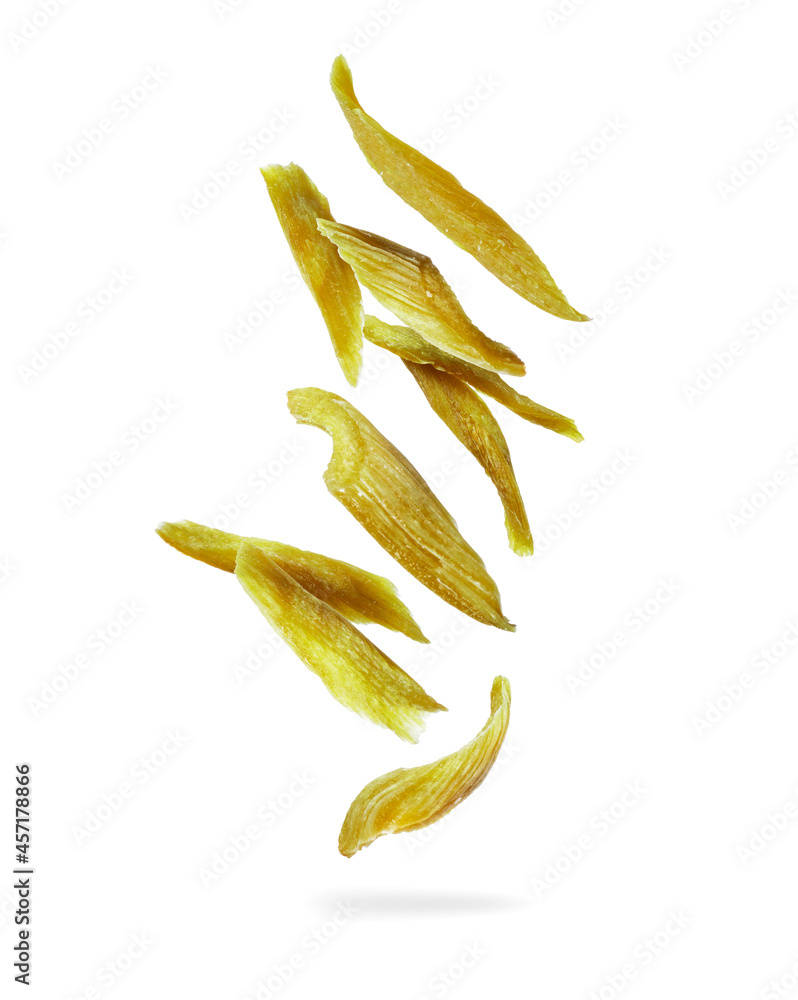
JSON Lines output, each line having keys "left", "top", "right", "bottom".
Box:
{"left": 3, "top": 0, "right": 798, "bottom": 997}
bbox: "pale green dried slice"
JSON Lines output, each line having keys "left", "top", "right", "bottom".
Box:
{"left": 339, "top": 675, "right": 511, "bottom": 856}
{"left": 156, "top": 519, "right": 428, "bottom": 643}
{"left": 403, "top": 363, "right": 534, "bottom": 556}
{"left": 235, "top": 541, "right": 445, "bottom": 743}
{"left": 261, "top": 163, "right": 363, "bottom": 385}
{"left": 287, "top": 387, "right": 514, "bottom": 632}
{"left": 317, "top": 219, "right": 525, "bottom": 377}
{"left": 330, "top": 56, "right": 587, "bottom": 323}
{"left": 364, "top": 315, "right": 582, "bottom": 442}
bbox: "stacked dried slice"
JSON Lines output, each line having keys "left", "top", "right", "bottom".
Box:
{"left": 156, "top": 521, "right": 443, "bottom": 743}
{"left": 235, "top": 542, "right": 444, "bottom": 744}
{"left": 363, "top": 315, "right": 582, "bottom": 442}
{"left": 317, "top": 220, "right": 525, "bottom": 377}
{"left": 156, "top": 519, "right": 428, "bottom": 641}
{"left": 362, "top": 315, "right": 584, "bottom": 557}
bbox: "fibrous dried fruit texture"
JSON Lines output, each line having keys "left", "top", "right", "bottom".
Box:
{"left": 403, "top": 363, "right": 534, "bottom": 556}
{"left": 364, "top": 315, "right": 582, "bottom": 442}
{"left": 235, "top": 541, "right": 445, "bottom": 743}
{"left": 339, "top": 675, "right": 511, "bottom": 856}
{"left": 317, "top": 219, "right": 524, "bottom": 378}
{"left": 156, "top": 519, "right": 428, "bottom": 642}
{"left": 261, "top": 163, "right": 363, "bottom": 385}
{"left": 287, "top": 387, "right": 514, "bottom": 631}
{"left": 330, "top": 56, "right": 587, "bottom": 323}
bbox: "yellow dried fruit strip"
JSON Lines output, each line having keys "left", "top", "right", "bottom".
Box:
{"left": 364, "top": 314, "right": 582, "bottom": 442}
{"left": 339, "top": 674, "right": 511, "bottom": 856}
{"left": 330, "top": 56, "right": 587, "bottom": 323}
{"left": 261, "top": 163, "right": 364, "bottom": 386}
{"left": 287, "top": 387, "right": 515, "bottom": 632}
{"left": 317, "top": 219, "right": 525, "bottom": 378}
{"left": 403, "top": 363, "right": 534, "bottom": 557}
{"left": 156, "top": 519, "right": 428, "bottom": 643}
{"left": 235, "top": 541, "right": 445, "bottom": 743}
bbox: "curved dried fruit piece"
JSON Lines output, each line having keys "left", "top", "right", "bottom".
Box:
{"left": 155, "top": 520, "right": 428, "bottom": 642}
{"left": 287, "top": 387, "right": 514, "bottom": 632}
{"left": 235, "top": 541, "right": 445, "bottom": 743}
{"left": 261, "top": 163, "right": 363, "bottom": 385}
{"left": 339, "top": 675, "right": 511, "bottom": 856}
{"left": 317, "top": 219, "right": 524, "bottom": 378}
{"left": 403, "top": 363, "right": 534, "bottom": 557}
{"left": 364, "top": 315, "right": 582, "bottom": 443}
{"left": 330, "top": 56, "right": 587, "bottom": 323}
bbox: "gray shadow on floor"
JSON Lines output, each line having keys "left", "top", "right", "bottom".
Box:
{"left": 315, "top": 890, "right": 529, "bottom": 918}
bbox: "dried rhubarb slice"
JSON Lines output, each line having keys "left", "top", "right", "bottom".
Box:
{"left": 364, "top": 315, "right": 582, "bottom": 442}
{"left": 261, "top": 163, "right": 364, "bottom": 385}
{"left": 287, "top": 387, "right": 514, "bottom": 631}
{"left": 235, "top": 541, "right": 444, "bottom": 743}
{"left": 403, "top": 363, "right": 534, "bottom": 556}
{"left": 317, "top": 219, "right": 524, "bottom": 377}
{"left": 339, "top": 675, "right": 511, "bottom": 856}
{"left": 156, "top": 519, "right": 428, "bottom": 642}
{"left": 330, "top": 56, "right": 587, "bottom": 323}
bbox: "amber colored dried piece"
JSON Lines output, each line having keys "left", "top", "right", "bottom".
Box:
{"left": 287, "top": 387, "right": 514, "bottom": 632}
{"left": 339, "top": 675, "right": 511, "bottom": 856}
{"left": 155, "top": 520, "right": 428, "bottom": 643}
{"left": 364, "top": 315, "right": 582, "bottom": 442}
{"left": 403, "top": 363, "right": 534, "bottom": 556}
{"left": 330, "top": 56, "right": 587, "bottom": 323}
{"left": 261, "top": 163, "right": 363, "bottom": 385}
{"left": 317, "top": 219, "right": 524, "bottom": 378}
{"left": 235, "top": 541, "right": 445, "bottom": 743}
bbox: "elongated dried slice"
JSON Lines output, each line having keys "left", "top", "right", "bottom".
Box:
{"left": 235, "top": 541, "right": 444, "bottom": 742}
{"left": 156, "top": 519, "right": 428, "bottom": 642}
{"left": 339, "top": 675, "right": 511, "bottom": 856}
{"left": 330, "top": 56, "right": 587, "bottom": 323}
{"left": 317, "top": 219, "right": 524, "bottom": 378}
{"left": 364, "top": 314, "right": 582, "bottom": 442}
{"left": 287, "top": 387, "right": 514, "bottom": 631}
{"left": 403, "top": 364, "right": 533, "bottom": 556}
{"left": 261, "top": 163, "right": 363, "bottom": 385}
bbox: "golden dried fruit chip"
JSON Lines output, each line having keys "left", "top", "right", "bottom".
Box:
{"left": 339, "top": 675, "right": 511, "bottom": 856}
{"left": 330, "top": 56, "right": 587, "bottom": 323}
{"left": 287, "top": 387, "right": 514, "bottom": 631}
{"left": 235, "top": 541, "right": 445, "bottom": 743}
{"left": 318, "top": 219, "right": 525, "bottom": 377}
{"left": 261, "top": 162, "right": 364, "bottom": 385}
{"left": 156, "top": 519, "right": 428, "bottom": 642}
{"left": 364, "top": 314, "right": 582, "bottom": 442}
{"left": 403, "top": 363, "right": 534, "bottom": 556}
